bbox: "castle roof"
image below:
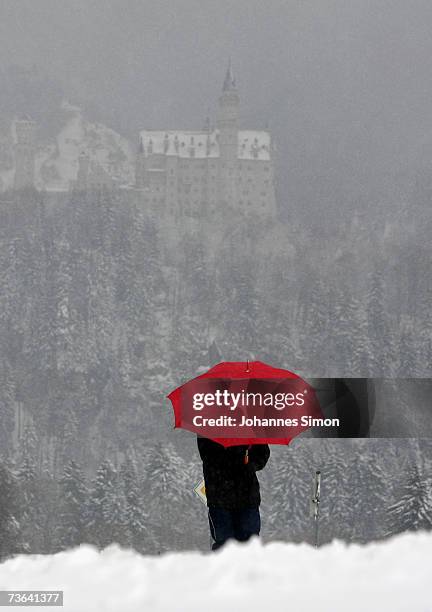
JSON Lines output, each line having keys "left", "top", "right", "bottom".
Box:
{"left": 138, "top": 129, "right": 271, "bottom": 161}
{"left": 222, "top": 59, "right": 236, "bottom": 92}
{"left": 16, "top": 114, "right": 35, "bottom": 123}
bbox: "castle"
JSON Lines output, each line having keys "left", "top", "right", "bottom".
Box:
{"left": 134, "top": 63, "right": 277, "bottom": 217}
{"left": 12, "top": 64, "right": 277, "bottom": 217}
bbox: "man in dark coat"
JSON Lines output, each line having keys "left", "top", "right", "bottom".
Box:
{"left": 197, "top": 436, "right": 270, "bottom": 550}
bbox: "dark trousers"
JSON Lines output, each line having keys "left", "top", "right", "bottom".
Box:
{"left": 207, "top": 505, "right": 261, "bottom": 551}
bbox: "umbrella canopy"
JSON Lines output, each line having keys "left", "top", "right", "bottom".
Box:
{"left": 167, "top": 361, "right": 323, "bottom": 447}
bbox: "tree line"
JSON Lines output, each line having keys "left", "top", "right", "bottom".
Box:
{"left": 1, "top": 438, "right": 431, "bottom": 561}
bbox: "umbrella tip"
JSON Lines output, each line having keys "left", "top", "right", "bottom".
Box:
{"left": 246, "top": 359, "right": 250, "bottom": 372}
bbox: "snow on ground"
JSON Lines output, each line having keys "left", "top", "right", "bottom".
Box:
{"left": 0, "top": 531, "right": 431, "bottom": 612}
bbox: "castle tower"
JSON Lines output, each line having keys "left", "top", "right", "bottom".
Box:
{"left": 14, "top": 116, "right": 36, "bottom": 190}
{"left": 76, "top": 151, "right": 90, "bottom": 189}
{"left": 135, "top": 137, "right": 146, "bottom": 188}
{"left": 217, "top": 60, "right": 239, "bottom": 156}
{"left": 165, "top": 135, "right": 179, "bottom": 216}
{"left": 217, "top": 60, "right": 239, "bottom": 206}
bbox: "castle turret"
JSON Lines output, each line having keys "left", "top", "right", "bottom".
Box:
{"left": 14, "top": 116, "right": 36, "bottom": 190}
{"left": 77, "top": 151, "right": 90, "bottom": 189}
{"left": 135, "top": 137, "right": 146, "bottom": 188}
{"left": 217, "top": 59, "right": 239, "bottom": 162}
{"left": 217, "top": 60, "right": 239, "bottom": 206}
{"left": 165, "top": 134, "right": 179, "bottom": 216}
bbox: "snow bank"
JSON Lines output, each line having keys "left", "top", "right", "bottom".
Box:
{"left": 0, "top": 532, "right": 430, "bottom": 611}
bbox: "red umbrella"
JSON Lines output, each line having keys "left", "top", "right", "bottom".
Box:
{"left": 167, "top": 360, "right": 323, "bottom": 447}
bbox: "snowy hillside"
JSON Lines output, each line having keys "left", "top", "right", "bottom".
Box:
{"left": 0, "top": 101, "right": 135, "bottom": 192}
{"left": 0, "top": 531, "right": 430, "bottom": 611}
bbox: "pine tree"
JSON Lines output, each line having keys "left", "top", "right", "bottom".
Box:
{"left": 120, "top": 457, "right": 152, "bottom": 552}
{"left": 268, "top": 442, "right": 314, "bottom": 543}
{"left": 16, "top": 452, "right": 44, "bottom": 552}
{"left": 348, "top": 302, "right": 370, "bottom": 376}
{"left": 347, "top": 441, "right": 388, "bottom": 542}
{"left": 56, "top": 460, "right": 88, "bottom": 550}
{"left": 60, "top": 407, "right": 80, "bottom": 470}
{"left": 386, "top": 462, "right": 432, "bottom": 535}
{"left": 366, "top": 265, "right": 390, "bottom": 376}
{"left": 0, "top": 361, "right": 16, "bottom": 456}
{"left": 37, "top": 463, "right": 60, "bottom": 553}
{"left": 332, "top": 288, "right": 356, "bottom": 376}
{"left": 306, "top": 277, "right": 330, "bottom": 370}
{"left": 0, "top": 460, "right": 22, "bottom": 560}
{"left": 146, "top": 442, "right": 192, "bottom": 551}
{"left": 85, "top": 460, "right": 127, "bottom": 548}
{"left": 314, "top": 440, "right": 353, "bottom": 543}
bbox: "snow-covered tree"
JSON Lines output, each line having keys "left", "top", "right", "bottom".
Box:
{"left": 386, "top": 462, "right": 432, "bottom": 535}
{"left": 56, "top": 460, "right": 88, "bottom": 549}
{"left": 120, "top": 456, "right": 153, "bottom": 553}
{"left": 0, "top": 461, "right": 22, "bottom": 560}
{"left": 85, "top": 459, "right": 127, "bottom": 548}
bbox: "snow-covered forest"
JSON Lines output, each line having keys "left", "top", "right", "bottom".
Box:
{"left": 1, "top": 436, "right": 432, "bottom": 559}
{"left": 0, "top": 187, "right": 431, "bottom": 559}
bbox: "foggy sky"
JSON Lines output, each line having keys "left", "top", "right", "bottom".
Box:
{"left": 2, "top": 0, "right": 432, "bottom": 218}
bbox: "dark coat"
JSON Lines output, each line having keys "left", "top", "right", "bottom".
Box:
{"left": 197, "top": 437, "right": 270, "bottom": 510}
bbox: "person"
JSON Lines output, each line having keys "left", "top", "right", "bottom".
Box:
{"left": 197, "top": 436, "right": 270, "bottom": 550}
